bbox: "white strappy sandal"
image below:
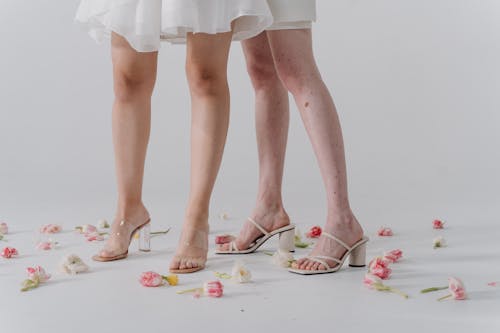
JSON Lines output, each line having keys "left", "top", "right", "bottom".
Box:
{"left": 215, "top": 217, "right": 295, "bottom": 254}
{"left": 288, "top": 233, "right": 369, "bottom": 275}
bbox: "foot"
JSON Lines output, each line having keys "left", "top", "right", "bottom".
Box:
{"left": 169, "top": 217, "right": 209, "bottom": 273}
{"left": 216, "top": 208, "right": 290, "bottom": 252}
{"left": 97, "top": 204, "right": 150, "bottom": 259}
{"left": 292, "top": 212, "right": 364, "bottom": 271}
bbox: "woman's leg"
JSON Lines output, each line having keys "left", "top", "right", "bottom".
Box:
{"left": 217, "top": 32, "right": 291, "bottom": 251}
{"left": 169, "top": 32, "right": 233, "bottom": 271}
{"left": 99, "top": 33, "right": 157, "bottom": 258}
{"left": 267, "top": 29, "right": 364, "bottom": 271}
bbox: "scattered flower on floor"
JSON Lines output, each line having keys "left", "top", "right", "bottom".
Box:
{"left": 21, "top": 266, "right": 51, "bottom": 292}
{"left": 36, "top": 239, "right": 59, "bottom": 251}
{"left": 0, "top": 222, "right": 8, "bottom": 234}
{"left": 60, "top": 254, "right": 89, "bottom": 274}
{"left": 487, "top": 281, "right": 498, "bottom": 287}
{"left": 433, "top": 219, "right": 445, "bottom": 229}
{"left": 363, "top": 273, "right": 408, "bottom": 299}
{"left": 421, "top": 277, "right": 467, "bottom": 301}
{"left": 377, "top": 227, "right": 393, "bottom": 237}
{"left": 270, "top": 249, "right": 295, "bottom": 268}
{"left": 98, "top": 219, "right": 110, "bottom": 229}
{"left": 86, "top": 232, "right": 105, "bottom": 242}
{"left": 215, "top": 234, "right": 235, "bottom": 245}
{"left": 383, "top": 249, "right": 403, "bottom": 263}
{"left": 177, "top": 281, "right": 224, "bottom": 298}
{"left": 231, "top": 261, "right": 252, "bottom": 283}
{"left": 75, "top": 224, "right": 98, "bottom": 234}
{"left": 433, "top": 236, "right": 446, "bottom": 249}
{"left": 305, "top": 226, "right": 322, "bottom": 238}
{"left": 139, "top": 271, "right": 179, "bottom": 287}
{"left": 1, "top": 246, "right": 18, "bottom": 258}
{"left": 294, "top": 228, "right": 312, "bottom": 248}
{"left": 40, "top": 224, "right": 62, "bottom": 234}
{"left": 368, "top": 257, "right": 392, "bottom": 279}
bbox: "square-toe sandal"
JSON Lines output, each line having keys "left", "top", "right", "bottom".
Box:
{"left": 92, "top": 219, "right": 151, "bottom": 262}
{"left": 215, "top": 217, "right": 296, "bottom": 254}
{"left": 288, "top": 233, "right": 369, "bottom": 275}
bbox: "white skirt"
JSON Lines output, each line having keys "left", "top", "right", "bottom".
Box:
{"left": 75, "top": 0, "right": 273, "bottom": 52}
{"left": 267, "top": 0, "right": 316, "bottom": 30}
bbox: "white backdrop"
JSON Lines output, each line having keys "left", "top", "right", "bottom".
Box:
{"left": 1, "top": 0, "right": 499, "bottom": 228}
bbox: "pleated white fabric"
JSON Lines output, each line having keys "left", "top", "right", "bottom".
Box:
{"left": 267, "top": 0, "right": 316, "bottom": 30}
{"left": 75, "top": 0, "right": 273, "bottom": 52}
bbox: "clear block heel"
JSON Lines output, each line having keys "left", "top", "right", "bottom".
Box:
{"left": 138, "top": 223, "right": 151, "bottom": 252}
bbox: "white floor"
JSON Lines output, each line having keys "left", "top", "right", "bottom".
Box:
{"left": 1, "top": 197, "right": 499, "bottom": 333}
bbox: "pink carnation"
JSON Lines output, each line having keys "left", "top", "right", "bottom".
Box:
{"left": 203, "top": 281, "right": 224, "bottom": 298}
{"left": 368, "top": 257, "right": 392, "bottom": 280}
{"left": 448, "top": 277, "right": 466, "bottom": 300}
{"left": 363, "top": 273, "right": 383, "bottom": 289}
{"left": 140, "top": 271, "right": 164, "bottom": 287}
{"left": 306, "top": 226, "right": 322, "bottom": 238}
{"left": 40, "top": 224, "right": 62, "bottom": 234}
{"left": 383, "top": 249, "right": 403, "bottom": 263}
{"left": 27, "top": 266, "right": 51, "bottom": 282}
{"left": 377, "top": 227, "right": 393, "bottom": 237}
{"left": 433, "top": 219, "right": 445, "bottom": 229}
{"left": 1, "top": 247, "right": 18, "bottom": 258}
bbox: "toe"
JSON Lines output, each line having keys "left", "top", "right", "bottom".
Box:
{"left": 311, "top": 262, "right": 320, "bottom": 271}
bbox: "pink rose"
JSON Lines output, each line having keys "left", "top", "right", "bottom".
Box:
{"left": 203, "top": 281, "right": 224, "bottom": 298}
{"left": 306, "top": 226, "right": 322, "bottom": 238}
{"left": 433, "top": 219, "right": 445, "bottom": 229}
{"left": 215, "top": 234, "right": 235, "bottom": 245}
{"left": 86, "top": 232, "right": 104, "bottom": 242}
{"left": 1, "top": 247, "right": 18, "bottom": 258}
{"left": 377, "top": 227, "right": 393, "bottom": 237}
{"left": 0, "top": 222, "right": 8, "bottom": 234}
{"left": 36, "top": 242, "right": 53, "bottom": 251}
{"left": 363, "top": 273, "right": 383, "bottom": 289}
{"left": 140, "top": 271, "right": 164, "bottom": 287}
{"left": 383, "top": 249, "right": 403, "bottom": 263}
{"left": 368, "top": 257, "right": 392, "bottom": 280}
{"left": 40, "top": 224, "right": 62, "bottom": 234}
{"left": 26, "top": 266, "right": 51, "bottom": 282}
{"left": 448, "top": 277, "right": 466, "bottom": 300}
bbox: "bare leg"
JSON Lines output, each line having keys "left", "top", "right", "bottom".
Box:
{"left": 217, "top": 32, "right": 291, "bottom": 251}
{"left": 98, "top": 33, "right": 157, "bottom": 258}
{"left": 169, "top": 32, "right": 233, "bottom": 272}
{"left": 267, "top": 29, "right": 364, "bottom": 271}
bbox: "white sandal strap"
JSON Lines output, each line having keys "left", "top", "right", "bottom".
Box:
{"left": 306, "top": 256, "right": 331, "bottom": 270}
{"left": 230, "top": 241, "right": 239, "bottom": 252}
{"left": 247, "top": 217, "right": 269, "bottom": 236}
{"left": 313, "top": 255, "right": 342, "bottom": 264}
{"left": 322, "top": 232, "right": 351, "bottom": 251}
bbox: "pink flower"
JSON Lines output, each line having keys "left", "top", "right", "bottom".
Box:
{"left": 215, "top": 234, "right": 235, "bottom": 245}
{"left": 1, "top": 247, "right": 18, "bottom": 258}
{"left": 363, "top": 273, "right": 383, "bottom": 289}
{"left": 487, "top": 282, "right": 498, "bottom": 287}
{"left": 203, "top": 281, "right": 224, "bottom": 298}
{"left": 140, "top": 271, "right": 164, "bottom": 287}
{"left": 86, "top": 232, "right": 104, "bottom": 242}
{"left": 433, "top": 219, "right": 445, "bottom": 229}
{"left": 26, "top": 266, "right": 51, "bottom": 282}
{"left": 448, "top": 277, "right": 466, "bottom": 300}
{"left": 0, "top": 222, "right": 8, "bottom": 234}
{"left": 383, "top": 249, "right": 403, "bottom": 263}
{"left": 36, "top": 242, "right": 53, "bottom": 251}
{"left": 305, "top": 226, "right": 322, "bottom": 238}
{"left": 368, "top": 257, "right": 392, "bottom": 280}
{"left": 40, "top": 224, "right": 62, "bottom": 234}
{"left": 377, "top": 227, "right": 393, "bottom": 237}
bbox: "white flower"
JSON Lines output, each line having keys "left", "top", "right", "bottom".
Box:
{"left": 272, "top": 249, "right": 295, "bottom": 268}
{"left": 433, "top": 236, "right": 447, "bottom": 249}
{"left": 60, "top": 254, "right": 89, "bottom": 274}
{"left": 98, "top": 219, "right": 110, "bottom": 229}
{"left": 231, "top": 261, "right": 252, "bottom": 283}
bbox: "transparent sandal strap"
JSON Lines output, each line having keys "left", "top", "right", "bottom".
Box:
{"left": 247, "top": 217, "right": 269, "bottom": 236}
{"left": 322, "top": 232, "right": 351, "bottom": 251}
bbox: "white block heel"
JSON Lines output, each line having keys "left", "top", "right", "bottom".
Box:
{"left": 349, "top": 241, "right": 366, "bottom": 267}
{"left": 138, "top": 222, "right": 151, "bottom": 252}
{"left": 279, "top": 228, "right": 295, "bottom": 252}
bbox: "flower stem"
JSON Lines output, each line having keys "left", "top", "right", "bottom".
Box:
{"left": 420, "top": 286, "right": 448, "bottom": 294}
{"left": 389, "top": 287, "right": 409, "bottom": 299}
{"left": 177, "top": 288, "right": 202, "bottom": 295}
{"left": 214, "top": 272, "right": 232, "bottom": 279}
{"left": 263, "top": 251, "right": 274, "bottom": 256}
{"left": 437, "top": 294, "right": 452, "bottom": 301}
{"left": 151, "top": 228, "right": 171, "bottom": 237}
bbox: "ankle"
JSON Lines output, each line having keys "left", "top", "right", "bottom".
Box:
{"left": 115, "top": 201, "right": 148, "bottom": 220}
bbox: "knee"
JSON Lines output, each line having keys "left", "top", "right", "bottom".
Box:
{"left": 113, "top": 64, "right": 156, "bottom": 103}
{"left": 246, "top": 56, "right": 281, "bottom": 91}
{"left": 186, "top": 65, "right": 227, "bottom": 97}
{"left": 274, "top": 60, "right": 320, "bottom": 97}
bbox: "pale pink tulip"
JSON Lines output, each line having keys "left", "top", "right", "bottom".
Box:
{"left": 26, "top": 266, "right": 51, "bottom": 282}
{"left": 139, "top": 271, "right": 164, "bottom": 287}
{"left": 448, "top": 277, "right": 466, "bottom": 300}
{"left": 203, "top": 281, "right": 224, "bottom": 298}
